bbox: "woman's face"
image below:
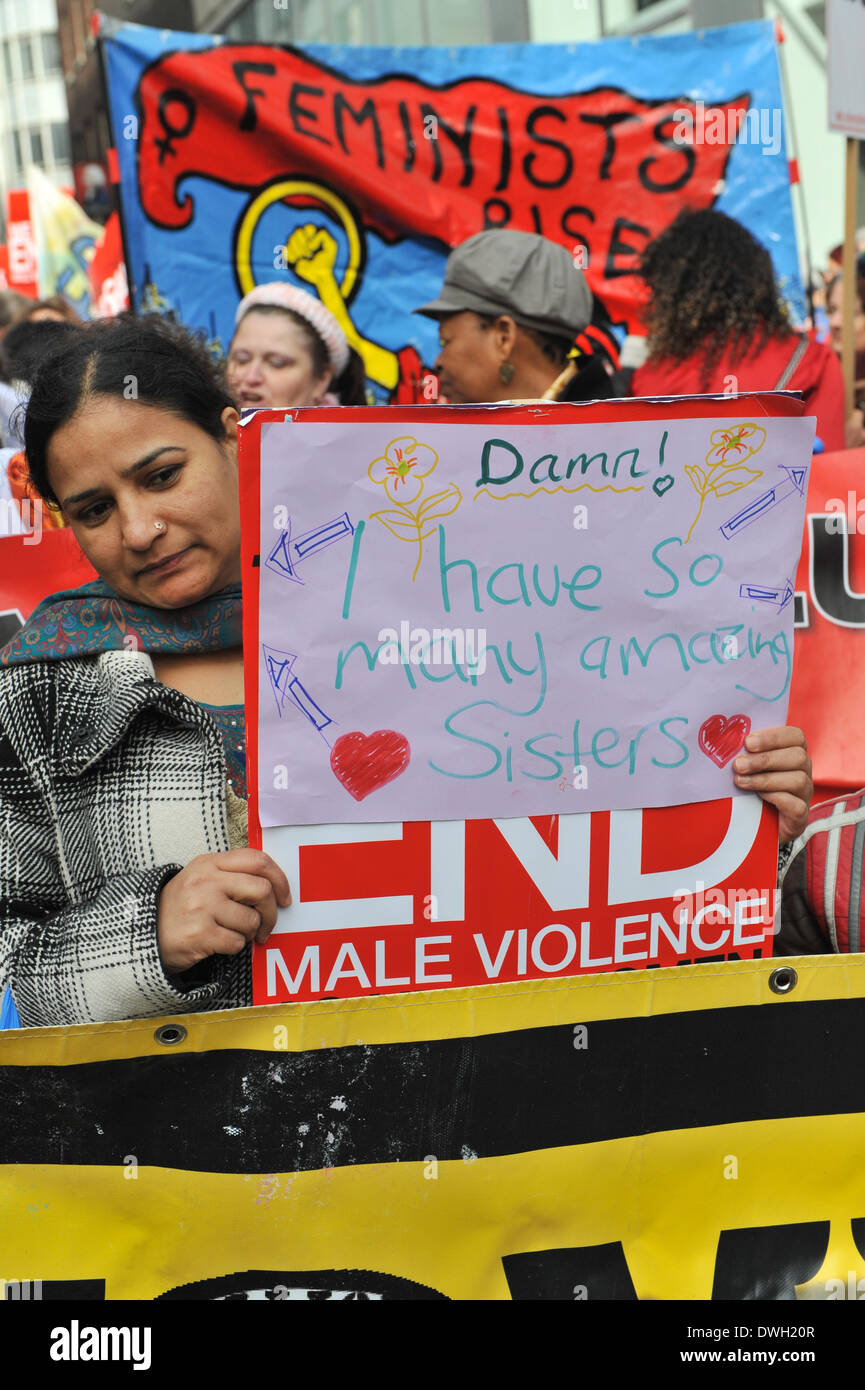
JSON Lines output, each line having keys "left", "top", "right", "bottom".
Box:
{"left": 46, "top": 396, "right": 242, "bottom": 609}
{"left": 432, "top": 311, "right": 506, "bottom": 404}
{"left": 827, "top": 277, "right": 865, "bottom": 356}
{"left": 226, "top": 310, "right": 331, "bottom": 409}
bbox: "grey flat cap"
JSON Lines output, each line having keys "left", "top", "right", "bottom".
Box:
{"left": 416, "top": 229, "right": 593, "bottom": 338}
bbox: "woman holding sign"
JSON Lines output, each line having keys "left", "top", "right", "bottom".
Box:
{"left": 0, "top": 317, "right": 289, "bottom": 1027}
{"left": 0, "top": 317, "right": 811, "bottom": 1027}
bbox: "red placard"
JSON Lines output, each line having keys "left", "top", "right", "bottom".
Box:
{"left": 88, "top": 212, "right": 129, "bottom": 318}
{"left": 788, "top": 446, "right": 865, "bottom": 804}
{"left": 0, "top": 530, "right": 96, "bottom": 647}
{"left": 5, "top": 190, "right": 37, "bottom": 299}
{"left": 239, "top": 399, "right": 791, "bottom": 1003}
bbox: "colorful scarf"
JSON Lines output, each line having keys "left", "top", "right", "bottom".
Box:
{"left": 0, "top": 579, "right": 243, "bottom": 666}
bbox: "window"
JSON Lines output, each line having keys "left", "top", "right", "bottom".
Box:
{"left": 257, "top": 0, "right": 292, "bottom": 43}
{"left": 331, "top": 0, "right": 365, "bottom": 44}
{"left": 2, "top": 41, "right": 13, "bottom": 83}
{"left": 212, "top": 0, "right": 526, "bottom": 45}
{"left": 295, "top": 0, "right": 331, "bottom": 42}
{"left": 51, "top": 122, "right": 70, "bottom": 164}
{"left": 425, "top": 0, "right": 487, "bottom": 45}
{"left": 370, "top": 0, "right": 425, "bottom": 44}
{"left": 29, "top": 128, "right": 43, "bottom": 165}
{"left": 488, "top": 0, "right": 529, "bottom": 43}
{"left": 41, "top": 32, "right": 62, "bottom": 74}
{"left": 19, "top": 37, "right": 33, "bottom": 79}
{"left": 225, "top": 5, "right": 258, "bottom": 40}
{"left": 10, "top": 129, "right": 22, "bottom": 180}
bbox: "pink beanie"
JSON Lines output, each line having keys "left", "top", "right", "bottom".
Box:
{"left": 234, "top": 282, "right": 350, "bottom": 377}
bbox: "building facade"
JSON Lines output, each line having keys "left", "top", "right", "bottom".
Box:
{"left": 191, "top": 0, "right": 531, "bottom": 45}
{"left": 0, "top": 0, "right": 72, "bottom": 226}
{"left": 54, "top": 0, "right": 194, "bottom": 222}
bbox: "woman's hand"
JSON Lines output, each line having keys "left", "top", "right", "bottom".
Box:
{"left": 733, "top": 726, "right": 813, "bottom": 844}
{"left": 156, "top": 848, "right": 292, "bottom": 975}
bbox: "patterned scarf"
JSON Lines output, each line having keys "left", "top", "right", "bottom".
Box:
{"left": 0, "top": 578, "right": 243, "bottom": 666}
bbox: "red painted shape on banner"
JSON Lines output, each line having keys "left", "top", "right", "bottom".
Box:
{"left": 698, "top": 714, "right": 751, "bottom": 768}
{"left": 330, "top": 729, "right": 411, "bottom": 801}
{"left": 135, "top": 45, "right": 748, "bottom": 328}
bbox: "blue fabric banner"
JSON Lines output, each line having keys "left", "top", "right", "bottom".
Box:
{"left": 103, "top": 19, "right": 802, "bottom": 401}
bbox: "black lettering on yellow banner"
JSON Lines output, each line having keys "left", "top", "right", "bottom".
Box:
{"left": 2, "top": 958, "right": 865, "bottom": 1300}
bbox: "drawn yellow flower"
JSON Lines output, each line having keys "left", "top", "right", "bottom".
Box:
{"left": 685, "top": 421, "right": 766, "bottom": 542}
{"left": 369, "top": 436, "right": 438, "bottom": 506}
{"left": 367, "top": 436, "right": 461, "bottom": 581}
{"left": 705, "top": 423, "right": 767, "bottom": 468}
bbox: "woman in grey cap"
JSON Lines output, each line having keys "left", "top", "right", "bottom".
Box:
{"left": 415, "top": 229, "right": 616, "bottom": 405}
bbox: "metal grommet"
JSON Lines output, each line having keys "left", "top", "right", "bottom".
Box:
{"left": 154, "top": 1023, "right": 187, "bottom": 1046}
{"left": 769, "top": 966, "right": 798, "bottom": 996}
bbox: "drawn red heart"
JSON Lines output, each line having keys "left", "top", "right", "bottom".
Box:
{"left": 698, "top": 713, "right": 751, "bottom": 768}
{"left": 330, "top": 729, "right": 411, "bottom": 801}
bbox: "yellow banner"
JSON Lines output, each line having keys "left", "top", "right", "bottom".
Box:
{"left": 2, "top": 956, "right": 864, "bottom": 1301}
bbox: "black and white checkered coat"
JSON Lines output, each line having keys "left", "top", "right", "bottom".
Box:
{"left": 0, "top": 649, "right": 251, "bottom": 1026}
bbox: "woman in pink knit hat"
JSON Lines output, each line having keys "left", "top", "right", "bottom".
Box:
{"left": 226, "top": 282, "right": 367, "bottom": 409}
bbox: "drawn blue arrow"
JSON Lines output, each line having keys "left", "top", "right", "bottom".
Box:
{"left": 738, "top": 578, "right": 794, "bottom": 612}
{"left": 262, "top": 644, "right": 334, "bottom": 734}
{"left": 265, "top": 511, "right": 354, "bottom": 585}
{"left": 720, "top": 464, "right": 808, "bottom": 541}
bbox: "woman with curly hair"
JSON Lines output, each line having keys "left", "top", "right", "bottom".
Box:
{"left": 632, "top": 209, "right": 845, "bottom": 452}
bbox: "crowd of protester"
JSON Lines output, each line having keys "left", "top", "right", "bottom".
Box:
{"left": 0, "top": 207, "right": 860, "bottom": 1027}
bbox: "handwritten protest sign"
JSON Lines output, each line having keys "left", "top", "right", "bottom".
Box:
{"left": 254, "top": 399, "right": 812, "bottom": 828}
{"left": 238, "top": 398, "right": 797, "bottom": 1002}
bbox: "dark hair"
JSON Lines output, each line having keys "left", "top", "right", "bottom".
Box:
{"left": 21, "top": 295, "right": 82, "bottom": 324}
{"left": 330, "top": 345, "right": 369, "bottom": 405}
{"left": 477, "top": 312, "right": 572, "bottom": 368}
{"left": 232, "top": 304, "right": 368, "bottom": 405}
{"left": 25, "top": 314, "right": 235, "bottom": 507}
{"left": 0, "top": 289, "right": 31, "bottom": 331}
{"left": 2, "top": 319, "right": 80, "bottom": 386}
{"left": 640, "top": 209, "right": 791, "bottom": 387}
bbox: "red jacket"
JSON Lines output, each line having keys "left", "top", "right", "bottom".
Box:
{"left": 632, "top": 335, "right": 845, "bottom": 453}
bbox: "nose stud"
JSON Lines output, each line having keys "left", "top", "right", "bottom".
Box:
{"left": 154, "top": 521, "right": 166, "bottom": 532}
